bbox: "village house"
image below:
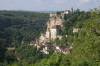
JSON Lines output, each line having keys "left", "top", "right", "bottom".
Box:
{"left": 55, "top": 46, "right": 72, "bottom": 54}
{"left": 73, "top": 28, "right": 80, "bottom": 33}
{"left": 40, "top": 46, "right": 49, "bottom": 54}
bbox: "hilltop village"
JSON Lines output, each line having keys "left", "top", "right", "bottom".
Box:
{"left": 1, "top": 7, "right": 100, "bottom": 66}
{"left": 29, "top": 10, "right": 77, "bottom": 55}
{"left": 6, "top": 10, "right": 80, "bottom": 55}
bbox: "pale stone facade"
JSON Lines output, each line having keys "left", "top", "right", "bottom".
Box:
{"left": 41, "top": 46, "right": 49, "bottom": 54}
{"left": 45, "top": 31, "right": 50, "bottom": 39}
{"left": 36, "top": 10, "right": 69, "bottom": 46}
{"left": 50, "top": 29, "right": 57, "bottom": 40}
{"left": 39, "top": 34, "right": 45, "bottom": 43}
{"left": 73, "top": 28, "right": 80, "bottom": 33}
{"left": 38, "top": 12, "right": 64, "bottom": 43}
{"left": 33, "top": 10, "right": 73, "bottom": 55}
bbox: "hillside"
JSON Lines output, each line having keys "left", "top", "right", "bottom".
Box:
{"left": 30, "top": 9, "right": 100, "bottom": 66}
{"left": 0, "top": 11, "right": 49, "bottom": 46}
{"left": 0, "top": 9, "right": 100, "bottom": 66}
{"left": 0, "top": 11, "right": 49, "bottom": 64}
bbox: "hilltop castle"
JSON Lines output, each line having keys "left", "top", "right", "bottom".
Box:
{"left": 38, "top": 10, "right": 69, "bottom": 45}
{"left": 31, "top": 10, "right": 73, "bottom": 55}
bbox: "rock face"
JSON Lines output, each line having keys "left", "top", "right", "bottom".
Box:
{"left": 45, "top": 12, "right": 64, "bottom": 41}
{"left": 38, "top": 11, "right": 69, "bottom": 44}
{"left": 31, "top": 11, "right": 73, "bottom": 55}
{"left": 33, "top": 11, "right": 69, "bottom": 53}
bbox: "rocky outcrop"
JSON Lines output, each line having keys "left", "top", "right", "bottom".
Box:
{"left": 39, "top": 11, "right": 66, "bottom": 43}
{"left": 33, "top": 11, "right": 72, "bottom": 54}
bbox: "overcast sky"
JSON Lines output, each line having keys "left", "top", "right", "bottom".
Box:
{"left": 0, "top": 0, "right": 100, "bottom": 11}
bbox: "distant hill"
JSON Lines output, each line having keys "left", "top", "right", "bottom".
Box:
{"left": 0, "top": 9, "right": 100, "bottom": 66}
{"left": 0, "top": 11, "right": 49, "bottom": 63}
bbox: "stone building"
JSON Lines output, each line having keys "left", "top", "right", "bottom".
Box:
{"left": 33, "top": 10, "right": 74, "bottom": 55}
{"left": 73, "top": 28, "right": 80, "bottom": 33}
{"left": 36, "top": 10, "right": 69, "bottom": 46}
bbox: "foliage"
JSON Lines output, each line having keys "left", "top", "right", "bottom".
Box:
{"left": 0, "top": 11, "right": 49, "bottom": 64}
{"left": 0, "top": 8, "right": 100, "bottom": 66}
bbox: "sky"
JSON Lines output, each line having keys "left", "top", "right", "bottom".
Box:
{"left": 0, "top": 0, "right": 100, "bottom": 11}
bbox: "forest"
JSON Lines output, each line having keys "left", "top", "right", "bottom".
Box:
{"left": 0, "top": 8, "right": 100, "bottom": 66}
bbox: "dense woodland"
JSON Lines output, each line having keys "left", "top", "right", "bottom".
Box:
{"left": 0, "top": 11, "right": 49, "bottom": 65}
{"left": 0, "top": 8, "right": 100, "bottom": 66}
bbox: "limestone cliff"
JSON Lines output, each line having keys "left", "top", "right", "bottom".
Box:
{"left": 32, "top": 10, "right": 72, "bottom": 55}
{"left": 37, "top": 11, "right": 69, "bottom": 45}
